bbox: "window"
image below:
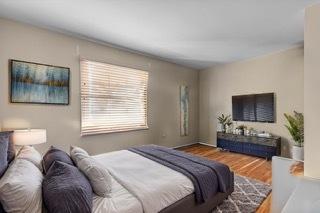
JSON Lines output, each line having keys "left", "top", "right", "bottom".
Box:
{"left": 81, "top": 59, "right": 148, "bottom": 135}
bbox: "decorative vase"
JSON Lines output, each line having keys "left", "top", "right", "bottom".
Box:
{"left": 225, "top": 124, "right": 232, "bottom": 133}
{"left": 239, "top": 129, "right": 244, "bottom": 135}
{"left": 220, "top": 124, "right": 225, "bottom": 133}
{"left": 292, "top": 146, "right": 304, "bottom": 161}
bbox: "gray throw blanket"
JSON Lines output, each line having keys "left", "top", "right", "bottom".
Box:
{"left": 128, "top": 145, "right": 232, "bottom": 203}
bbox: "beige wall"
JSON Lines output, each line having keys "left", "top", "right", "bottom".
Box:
{"left": 199, "top": 47, "right": 304, "bottom": 157}
{"left": 0, "top": 18, "right": 199, "bottom": 154}
{"left": 304, "top": 4, "right": 320, "bottom": 178}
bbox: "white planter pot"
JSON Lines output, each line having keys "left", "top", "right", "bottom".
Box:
{"left": 292, "top": 146, "right": 304, "bottom": 161}
{"left": 220, "top": 124, "right": 225, "bottom": 133}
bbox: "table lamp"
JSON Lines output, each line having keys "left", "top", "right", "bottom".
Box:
{"left": 12, "top": 129, "right": 47, "bottom": 146}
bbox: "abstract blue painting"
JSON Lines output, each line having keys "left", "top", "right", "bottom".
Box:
{"left": 10, "top": 60, "right": 70, "bottom": 105}
{"left": 180, "top": 85, "right": 189, "bottom": 136}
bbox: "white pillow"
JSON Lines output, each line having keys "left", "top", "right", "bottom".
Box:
{"left": 0, "top": 159, "right": 43, "bottom": 213}
{"left": 70, "top": 146, "right": 112, "bottom": 197}
{"left": 77, "top": 157, "right": 112, "bottom": 197}
{"left": 70, "top": 146, "right": 89, "bottom": 165}
{"left": 16, "top": 146, "right": 42, "bottom": 171}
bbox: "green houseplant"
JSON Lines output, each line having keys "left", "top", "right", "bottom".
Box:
{"left": 217, "top": 114, "right": 232, "bottom": 133}
{"left": 284, "top": 111, "right": 304, "bottom": 160}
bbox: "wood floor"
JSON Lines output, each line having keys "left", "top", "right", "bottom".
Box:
{"left": 178, "top": 144, "right": 271, "bottom": 213}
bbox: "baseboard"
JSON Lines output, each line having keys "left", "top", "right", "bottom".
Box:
{"left": 172, "top": 142, "right": 218, "bottom": 149}
{"left": 171, "top": 142, "right": 199, "bottom": 149}
{"left": 199, "top": 142, "right": 217, "bottom": 148}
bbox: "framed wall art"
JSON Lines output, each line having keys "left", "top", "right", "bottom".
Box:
{"left": 10, "top": 60, "right": 70, "bottom": 105}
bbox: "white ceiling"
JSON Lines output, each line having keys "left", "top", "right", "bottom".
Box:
{"left": 0, "top": 0, "right": 319, "bottom": 69}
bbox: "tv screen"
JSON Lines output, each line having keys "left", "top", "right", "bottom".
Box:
{"left": 232, "top": 93, "right": 274, "bottom": 123}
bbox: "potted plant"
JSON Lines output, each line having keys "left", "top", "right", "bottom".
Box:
{"left": 217, "top": 114, "right": 232, "bottom": 133}
{"left": 284, "top": 111, "right": 304, "bottom": 161}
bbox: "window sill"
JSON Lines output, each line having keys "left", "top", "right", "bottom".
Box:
{"left": 81, "top": 126, "right": 149, "bottom": 136}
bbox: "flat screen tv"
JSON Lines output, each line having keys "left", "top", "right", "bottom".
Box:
{"left": 232, "top": 93, "right": 275, "bottom": 123}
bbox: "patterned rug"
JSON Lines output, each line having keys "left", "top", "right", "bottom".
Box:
{"left": 213, "top": 175, "right": 271, "bottom": 213}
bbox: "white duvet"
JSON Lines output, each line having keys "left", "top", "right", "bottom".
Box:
{"left": 93, "top": 150, "right": 194, "bottom": 213}
{"left": 93, "top": 176, "right": 143, "bottom": 213}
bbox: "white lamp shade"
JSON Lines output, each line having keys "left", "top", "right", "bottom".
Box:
{"left": 12, "top": 129, "right": 47, "bottom": 146}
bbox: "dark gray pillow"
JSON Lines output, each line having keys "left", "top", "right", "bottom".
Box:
{"left": 0, "top": 203, "right": 5, "bottom": 213}
{"left": 42, "top": 146, "right": 74, "bottom": 173}
{"left": 7, "top": 132, "right": 15, "bottom": 164}
{"left": 42, "top": 161, "right": 93, "bottom": 213}
{"left": 0, "top": 133, "right": 9, "bottom": 177}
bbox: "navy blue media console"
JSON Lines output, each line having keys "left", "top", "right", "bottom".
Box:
{"left": 217, "top": 132, "right": 281, "bottom": 160}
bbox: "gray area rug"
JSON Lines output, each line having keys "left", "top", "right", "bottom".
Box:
{"left": 213, "top": 175, "right": 271, "bottom": 213}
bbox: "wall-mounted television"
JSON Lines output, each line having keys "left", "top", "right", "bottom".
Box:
{"left": 232, "top": 93, "right": 275, "bottom": 123}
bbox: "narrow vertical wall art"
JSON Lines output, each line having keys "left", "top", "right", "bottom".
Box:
{"left": 180, "top": 85, "right": 189, "bottom": 136}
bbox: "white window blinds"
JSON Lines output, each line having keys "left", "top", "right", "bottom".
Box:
{"left": 81, "top": 59, "right": 148, "bottom": 135}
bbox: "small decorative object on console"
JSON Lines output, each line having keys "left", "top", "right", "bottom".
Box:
{"left": 235, "top": 125, "right": 246, "bottom": 135}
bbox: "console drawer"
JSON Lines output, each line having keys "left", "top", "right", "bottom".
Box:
{"left": 217, "top": 139, "right": 243, "bottom": 152}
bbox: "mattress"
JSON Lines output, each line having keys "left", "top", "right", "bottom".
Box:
{"left": 93, "top": 150, "right": 194, "bottom": 213}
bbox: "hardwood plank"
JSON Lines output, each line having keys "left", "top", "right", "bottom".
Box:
{"left": 178, "top": 144, "right": 271, "bottom": 213}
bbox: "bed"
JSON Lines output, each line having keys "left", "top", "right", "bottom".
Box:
{"left": 92, "top": 148, "right": 234, "bottom": 213}
{"left": 0, "top": 132, "right": 234, "bottom": 213}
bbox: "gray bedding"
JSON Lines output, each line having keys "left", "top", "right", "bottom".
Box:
{"left": 129, "top": 145, "right": 232, "bottom": 203}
